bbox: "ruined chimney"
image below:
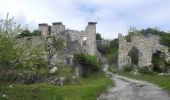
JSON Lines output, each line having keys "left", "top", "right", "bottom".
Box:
{"left": 51, "top": 22, "right": 65, "bottom": 35}
{"left": 85, "top": 22, "right": 97, "bottom": 56}
{"left": 38, "top": 23, "right": 50, "bottom": 36}
{"left": 85, "top": 22, "right": 97, "bottom": 34}
{"left": 118, "top": 33, "right": 122, "bottom": 38}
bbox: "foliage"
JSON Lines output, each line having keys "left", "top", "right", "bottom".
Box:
{"left": 106, "top": 48, "right": 118, "bottom": 65}
{"left": 152, "top": 51, "right": 166, "bottom": 72}
{"left": 160, "top": 33, "right": 170, "bottom": 52}
{"left": 128, "top": 47, "right": 139, "bottom": 66}
{"left": 0, "top": 13, "right": 48, "bottom": 83}
{"left": 97, "top": 40, "right": 110, "bottom": 55}
{"left": 45, "top": 36, "right": 65, "bottom": 67}
{"left": 0, "top": 73, "right": 112, "bottom": 100}
{"left": 122, "top": 64, "right": 134, "bottom": 72}
{"left": 19, "top": 29, "right": 42, "bottom": 36}
{"left": 0, "top": 13, "right": 27, "bottom": 37}
{"left": 32, "top": 30, "right": 42, "bottom": 36}
{"left": 102, "top": 38, "right": 119, "bottom": 66}
{"left": 138, "top": 66, "right": 153, "bottom": 74}
{"left": 96, "top": 33, "right": 102, "bottom": 40}
{"left": 125, "top": 26, "right": 139, "bottom": 42}
{"left": 0, "top": 34, "right": 18, "bottom": 68}
{"left": 164, "top": 60, "right": 170, "bottom": 73}
{"left": 73, "top": 53, "right": 101, "bottom": 76}
{"left": 19, "top": 29, "right": 32, "bottom": 36}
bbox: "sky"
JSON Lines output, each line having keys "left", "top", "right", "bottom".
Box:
{"left": 0, "top": 0, "right": 170, "bottom": 39}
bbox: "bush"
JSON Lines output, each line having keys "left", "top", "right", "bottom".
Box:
{"left": 138, "top": 66, "right": 153, "bottom": 74}
{"left": 123, "top": 64, "right": 134, "bottom": 72}
{"left": 73, "top": 53, "right": 101, "bottom": 76}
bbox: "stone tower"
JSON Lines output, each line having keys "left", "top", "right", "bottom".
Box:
{"left": 51, "top": 22, "right": 65, "bottom": 36}
{"left": 38, "top": 23, "right": 50, "bottom": 36}
{"left": 85, "top": 22, "right": 97, "bottom": 56}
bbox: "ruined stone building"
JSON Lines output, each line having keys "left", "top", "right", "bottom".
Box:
{"left": 118, "top": 33, "right": 170, "bottom": 71}
{"left": 39, "top": 22, "right": 97, "bottom": 56}
{"left": 17, "top": 22, "right": 98, "bottom": 66}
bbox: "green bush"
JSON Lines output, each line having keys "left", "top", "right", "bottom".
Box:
{"left": 73, "top": 53, "right": 101, "bottom": 76}
{"left": 123, "top": 64, "right": 134, "bottom": 72}
{"left": 138, "top": 66, "right": 153, "bottom": 74}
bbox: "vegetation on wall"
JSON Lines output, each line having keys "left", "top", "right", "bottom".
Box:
{"left": 19, "top": 29, "right": 42, "bottom": 36}
{"left": 73, "top": 53, "right": 101, "bottom": 77}
{"left": 97, "top": 27, "right": 170, "bottom": 73}
{"left": 0, "top": 14, "right": 49, "bottom": 83}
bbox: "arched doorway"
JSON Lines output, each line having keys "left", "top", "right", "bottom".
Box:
{"left": 152, "top": 50, "right": 166, "bottom": 72}
{"left": 128, "top": 47, "right": 139, "bottom": 66}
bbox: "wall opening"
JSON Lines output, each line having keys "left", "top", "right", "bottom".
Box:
{"left": 152, "top": 50, "right": 166, "bottom": 72}
{"left": 128, "top": 47, "right": 139, "bottom": 66}
{"left": 82, "top": 37, "right": 87, "bottom": 46}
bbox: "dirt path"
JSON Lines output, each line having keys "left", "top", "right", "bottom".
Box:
{"left": 98, "top": 65, "right": 170, "bottom": 100}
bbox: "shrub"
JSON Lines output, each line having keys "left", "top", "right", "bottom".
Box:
{"left": 73, "top": 53, "right": 101, "bottom": 77}
{"left": 123, "top": 64, "right": 134, "bottom": 72}
{"left": 138, "top": 66, "right": 153, "bottom": 74}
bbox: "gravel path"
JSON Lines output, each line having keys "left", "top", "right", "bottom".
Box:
{"left": 98, "top": 65, "right": 170, "bottom": 100}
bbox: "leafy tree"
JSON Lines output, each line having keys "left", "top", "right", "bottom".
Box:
{"left": 19, "top": 29, "right": 32, "bottom": 36}
{"left": 0, "top": 34, "right": 19, "bottom": 79}
{"left": 96, "top": 33, "right": 102, "bottom": 40}
{"left": 0, "top": 13, "right": 26, "bottom": 79}
{"left": 32, "top": 30, "right": 42, "bottom": 36}
{"left": 45, "top": 36, "right": 65, "bottom": 67}
{"left": 0, "top": 13, "right": 47, "bottom": 83}
{"left": 0, "top": 13, "right": 27, "bottom": 37}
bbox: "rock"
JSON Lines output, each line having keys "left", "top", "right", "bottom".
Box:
{"left": 2, "top": 94, "right": 6, "bottom": 98}
{"left": 49, "top": 66, "right": 58, "bottom": 74}
{"left": 58, "top": 77, "right": 66, "bottom": 86}
{"left": 9, "top": 85, "right": 13, "bottom": 88}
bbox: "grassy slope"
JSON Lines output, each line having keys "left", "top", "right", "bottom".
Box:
{"left": 0, "top": 73, "right": 112, "bottom": 100}
{"left": 120, "top": 73, "right": 170, "bottom": 92}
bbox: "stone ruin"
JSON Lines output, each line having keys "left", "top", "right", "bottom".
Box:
{"left": 118, "top": 33, "right": 170, "bottom": 71}
{"left": 17, "top": 22, "right": 99, "bottom": 77}
{"left": 17, "top": 22, "right": 98, "bottom": 64}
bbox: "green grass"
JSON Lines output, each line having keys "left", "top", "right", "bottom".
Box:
{"left": 0, "top": 73, "right": 112, "bottom": 100}
{"left": 120, "top": 73, "right": 170, "bottom": 92}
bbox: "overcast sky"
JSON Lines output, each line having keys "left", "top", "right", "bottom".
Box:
{"left": 0, "top": 0, "right": 170, "bottom": 39}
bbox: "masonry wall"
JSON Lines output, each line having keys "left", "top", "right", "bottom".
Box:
{"left": 16, "top": 22, "right": 98, "bottom": 66}
{"left": 118, "top": 34, "right": 170, "bottom": 70}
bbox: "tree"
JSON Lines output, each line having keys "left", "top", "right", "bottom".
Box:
{"left": 0, "top": 13, "right": 27, "bottom": 79}
{"left": 19, "top": 29, "right": 32, "bottom": 36}
{"left": 0, "top": 13, "right": 27, "bottom": 37}
{"left": 0, "top": 34, "right": 19, "bottom": 78}
{"left": 96, "top": 33, "right": 102, "bottom": 40}
{"left": 0, "top": 13, "right": 46, "bottom": 83}
{"left": 32, "top": 30, "right": 42, "bottom": 36}
{"left": 45, "top": 36, "right": 65, "bottom": 67}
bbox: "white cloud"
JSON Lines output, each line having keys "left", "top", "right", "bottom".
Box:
{"left": 0, "top": 0, "right": 170, "bottom": 39}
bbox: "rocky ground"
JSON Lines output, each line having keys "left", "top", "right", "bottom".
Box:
{"left": 98, "top": 65, "right": 170, "bottom": 100}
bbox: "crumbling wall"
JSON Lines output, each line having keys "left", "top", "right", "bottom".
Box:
{"left": 17, "top": 22, "right": 98, "bottom": 67}
{"left": 118, "top": 33, "right": 170, "bottom": 70}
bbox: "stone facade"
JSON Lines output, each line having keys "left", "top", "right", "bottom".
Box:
{"left": 39, "top": 22, "right": 97, "bottom": 56}
{"left": 118, "top": 33, "right": 170, "bottom": 71}
{"left": 17, "top": 22, "right": 98, "bottom": 68}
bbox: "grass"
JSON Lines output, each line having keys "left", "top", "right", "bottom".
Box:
{"left": 0, "top": 73, "right": 112, "bottom": 100}
{"left": 108, "top": 64, "right": 118, "bottom": 73}
{"left": 120, "top": 72, "right": 170, "bottom": 93}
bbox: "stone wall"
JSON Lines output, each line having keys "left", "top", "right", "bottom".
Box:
{"left": 17, "top": 22, "right": 98, "bottom": 67}
{"left": 38, "top": 22, "right": 98, "bottom": 56}
{"left": 118, "top": 33, "right": 170, "bottom": 71}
